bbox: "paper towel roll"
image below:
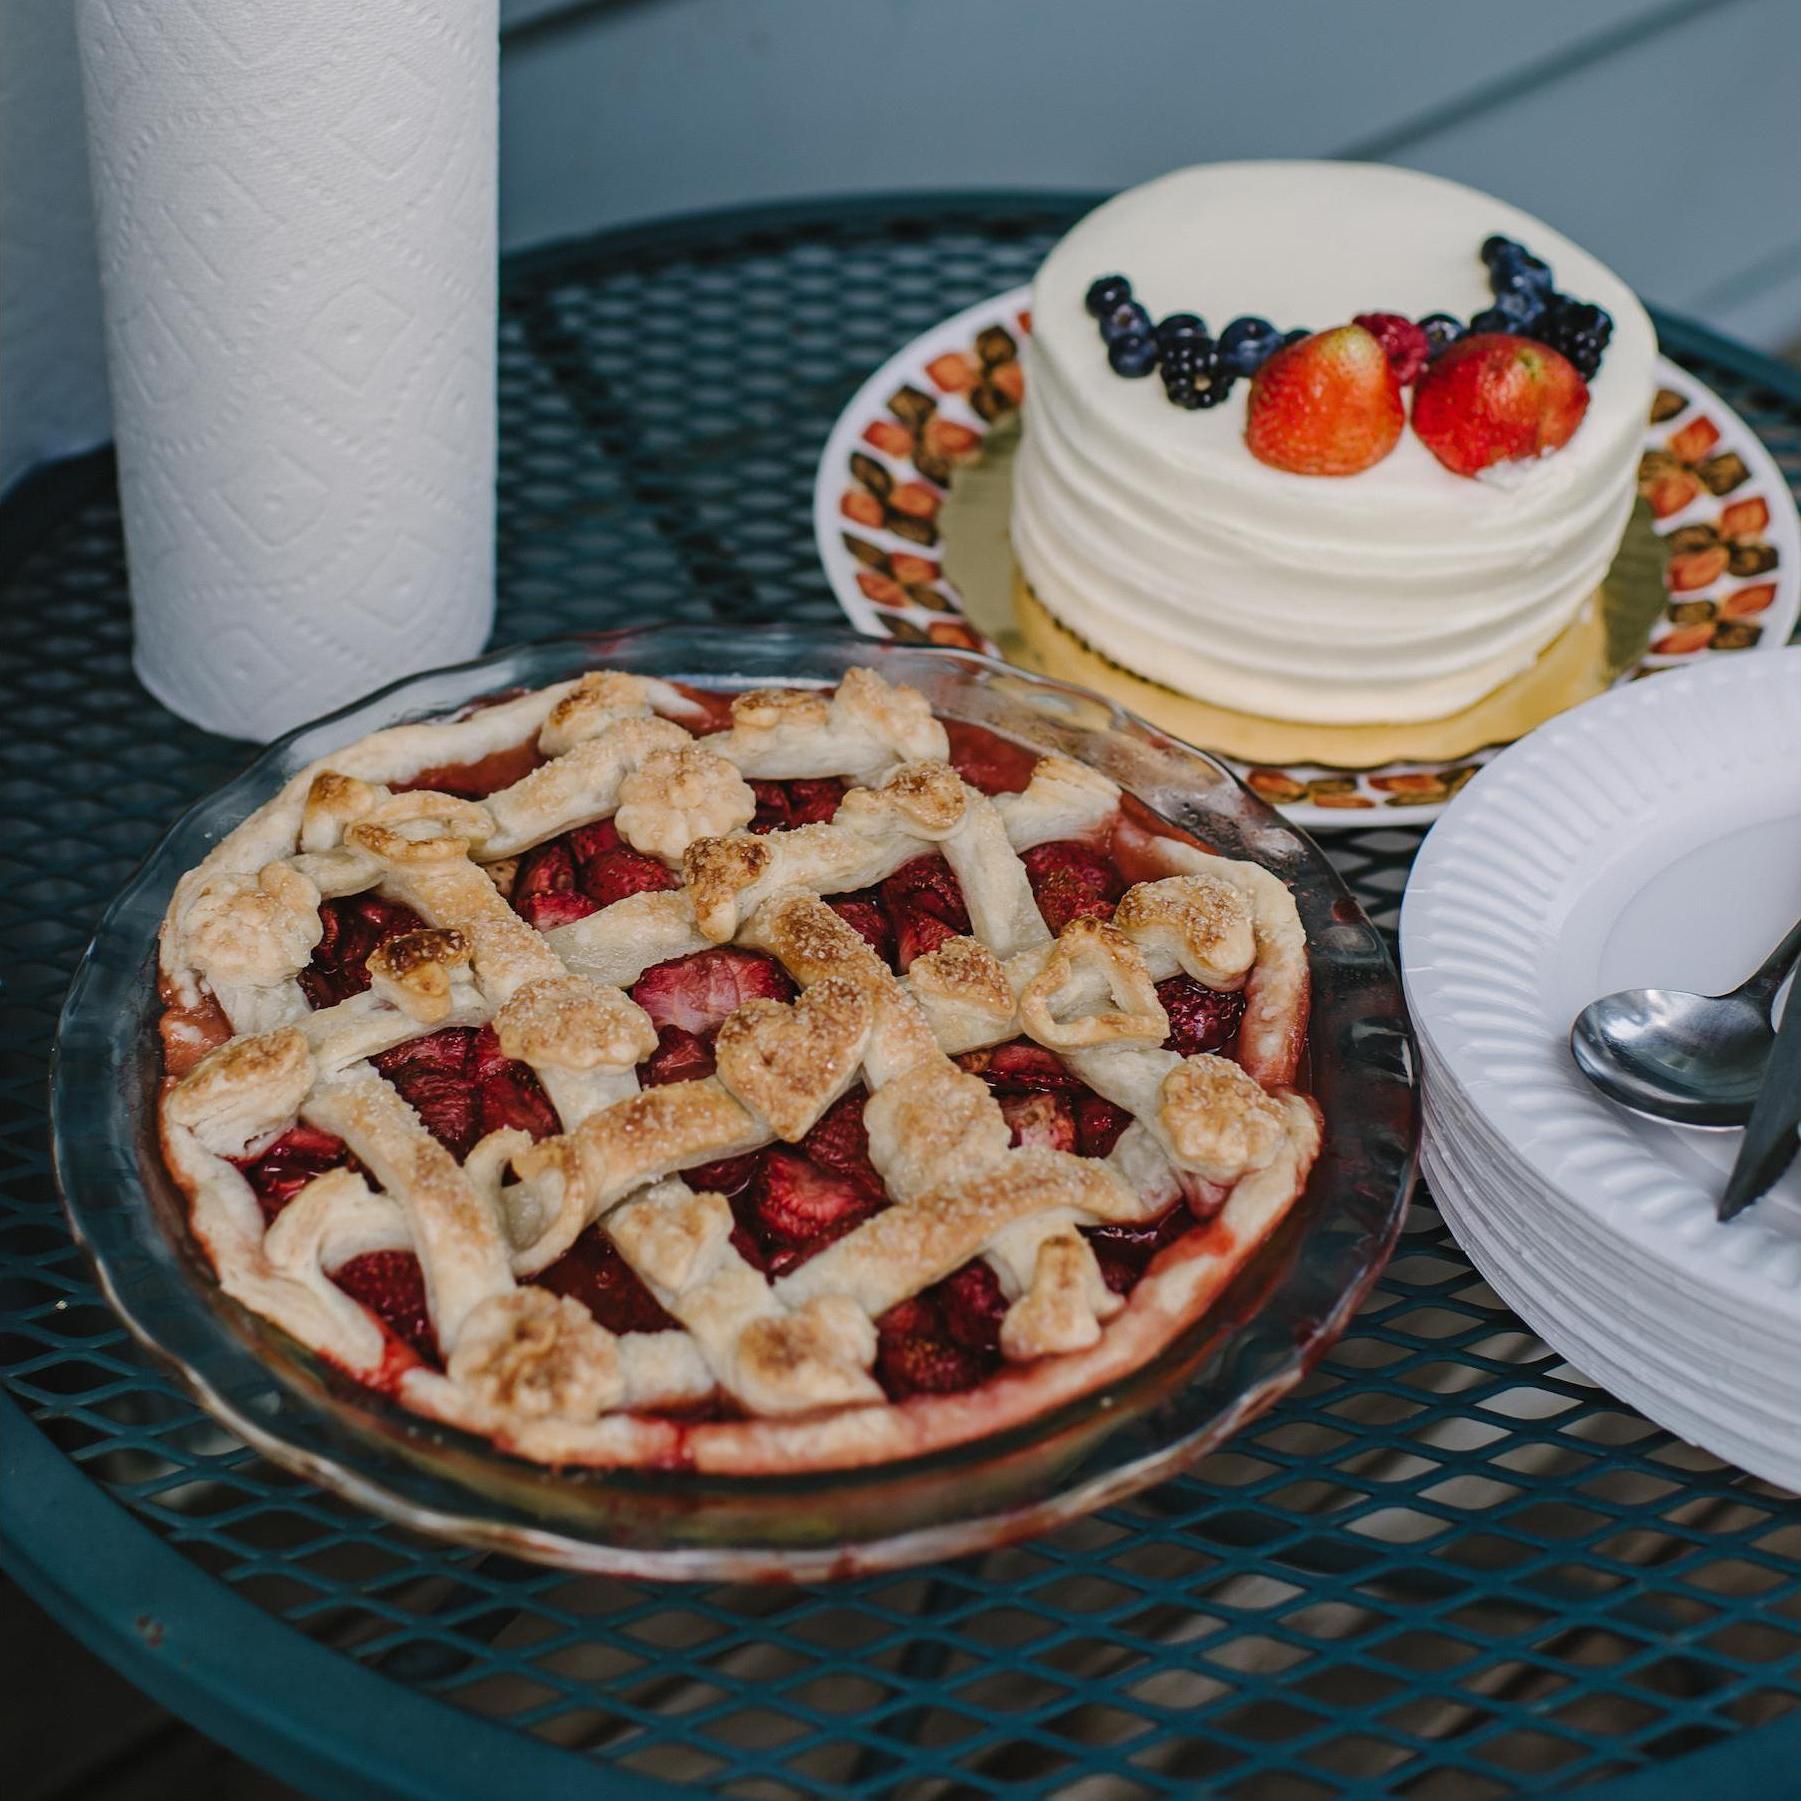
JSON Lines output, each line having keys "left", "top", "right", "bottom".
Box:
{"left": 76, "top": 0, "right": 498, "bottom": 741}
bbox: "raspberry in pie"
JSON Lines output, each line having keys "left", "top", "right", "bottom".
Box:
{"left": 157, "top": 665, "right": 1319, "bottom": 1472}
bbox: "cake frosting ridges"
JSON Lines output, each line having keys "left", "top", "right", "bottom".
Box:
{"left": 1013, "top": 162, "right": 1657, "bottom": 726}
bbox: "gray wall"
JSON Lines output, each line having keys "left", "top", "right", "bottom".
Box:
{"left": 7, "top": 0, "right": 1800, "bottom": 495}
{"left": 496, "top": 0, "right": 1801, "bottom": 342}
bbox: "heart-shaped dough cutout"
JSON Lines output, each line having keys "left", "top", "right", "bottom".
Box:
{"left": 713, "top": 977, "right": 874, "bottom": 1141}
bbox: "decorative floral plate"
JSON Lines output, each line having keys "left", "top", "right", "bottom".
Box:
{"left": 813, "top": 288, "right": 1800, "bottom": 829}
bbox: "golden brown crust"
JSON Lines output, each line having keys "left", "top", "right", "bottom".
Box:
{"left": 300, "top": 770, "right": 378, "bottom": 852}
{"left": 448, "top": 1289, "right": 622, "bottom": 1421}
{"left": 999, "top": 1228, "right": 1120, "bottom": 1360}
{"left": 712, "top": 978, "right": 874, "bottom": 1141}
{"left": 366, "top": 928, "right": 470, "bottom": 1025}
{"left": 1159, "top": 1055, "right": 1287, "bottom": 1181}
{"left": 615, "top": 744, "right": 756, "bottom": 861}
{"left": 1018, "top": 918, "right": 1168, "bottom": 1051}
{"left": 539, "top": 670, "right": 657, "bottom": 755}
{"left": 180, "top": 862, "right": 323, "bottom": 987}
{"left": 682, "top": 832, "right": 774, "bottom": 942}
{"left": 492, "top": 974, "right": 655, "bottom": 1073}
{"left": 906, "top": 935, "right": 1015, "bottom": 1020}
{"left": 877, "top": 758, "right": 968, "bottom": 836}
{"left": 1113, "top": 874, "right": 1256, "bottom": 990}
{"left": 831, "top": 664, "right": 947, "bottom": 763}
{"left": 167, "top": 1025, "right": 314, "bottom": 1157}
{"left": 521, "top": 1079, "right": 763, "bottom": 1221}
{"left": 730, "top": 687, "right": 832, "bottom": 733}
{"left": 862, "top": 1063, "right": 1010, "bottom": 1204}
{"left": 733, "top": 1298, "right": 882, "bottom": 1416}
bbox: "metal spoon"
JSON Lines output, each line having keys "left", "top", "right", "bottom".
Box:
{"left": 1570, "top": 917, "right": 1801, "bottom": 1127}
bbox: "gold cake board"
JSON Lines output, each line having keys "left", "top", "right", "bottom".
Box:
{"left": 1012, "top": 576, "right": 1619, "bottom": 769}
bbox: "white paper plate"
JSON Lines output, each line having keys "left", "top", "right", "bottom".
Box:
{"left": 1402, "top": 649, "right": 1801, "bottom": 1487}
{"left": 1422, "top": 1099, "right": 1798, "bottom": 1486}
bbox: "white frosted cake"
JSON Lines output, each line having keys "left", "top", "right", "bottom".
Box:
{"left": 1013, "top": 161, "right": 1658, "bottom": 726}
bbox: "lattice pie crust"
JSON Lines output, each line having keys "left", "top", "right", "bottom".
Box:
{"left": 158, "top": 668, "right": 1318, "bottom": 1473}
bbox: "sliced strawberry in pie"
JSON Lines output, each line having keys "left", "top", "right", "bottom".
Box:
{"left": 641, "top": 1023, "right": 716, "bottom": 1087}
{"left": 518, "top": 888, "right": 600, "bottom": 931}
{"left": 937, "top": 1258, "right": 1007, "bottom": 1354}
{"left": 727, "top": 1206, "right": 773, "bottom": 1273}
{"left": 749, "top": 776, "right": 847, "bottom": 832}
{"left": 1157, "top": 974, "right": 1246, "bottom": 1057}
{"left": 512, "top": 839, "right": 599, "bottom": 931}
{"left": 748, "top": 780, "right": 791, "bottom": 834}
{"left": 894, "top": 909, "right": 961, "bottom": 970}
{"left": 826, "top": 890, "right": 896, "bottom": 968}
{"left": 1075, "top": 1091, "right": 1134, "bottom": 1159}
{"left": 749, "top": 1150, "right": 882, "bottom": 1264}
{"left": 470, "top": 1024, "right": 560, "bottom": 1141}
{"left": 798, "top": 1087, "right": 883, "bottom": 1194}
{"left": 332, "top": 1250, "right": 439, "bottom": 1364}
{"left": 631, "top": 947, "right": 795, "bottom": 1039}
{"left": 1022, "top": 839, "right": 1125, "bottom": 934}
{"left": 783, "top": 778, "right": 846, "bottom": 827}
{"left": 684, "top": 1152, "right": 762, "bottom": 1197}
{"left": 943, "top": 718, "right": 1039, "bottom": 795}
{"left": 958, "top": 1039, "right": 1085, "bottom": 1093}
{"left": 882, "top": 853, "right": 970, "bottom": 928}
{"left": 373, "top": 1025, "right": 557, "bottom": 1160}
{"left": 1000, "top": 1089, "right": 1078, "bottom": 1152}
{"left": 373, "top": 1027, "right": 482, "bottom": 1158}
{"left": 299, "top": 893, "right": 426, "bottom": 1009}
{"left": 513, "top": 838, "right": 576, "bottom": 904}
{"left": 533, "top": 1225, "right": 677, "bottom": 1334}
{"left": 565, "top": 817, "right": 622, "bottom": 862}
{"left": 233, "top": 1122, "right": 355, "bottom": 1224}
{"left": 875, "top": 1294, "right": 991, "bottom": 1398}
{"left": 881, "top": 853, "right": 971, "bottom": 972}
{"left": 576, "top": 841, "right": 679, "bottom": 907}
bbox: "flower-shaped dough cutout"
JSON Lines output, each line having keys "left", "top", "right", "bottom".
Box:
{"left": 615, "top": 744, "right": 756, "bottom": 863}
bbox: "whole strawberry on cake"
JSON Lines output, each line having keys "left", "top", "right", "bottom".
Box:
{"left": 1012, "top": 161, "right": 1657, "bottom": 734}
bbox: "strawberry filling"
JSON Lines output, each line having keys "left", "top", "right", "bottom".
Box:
{"left": 797, "top": 1086, "right": 884, "bottom": 1194}
{"left": 1082, "top": 1204, "right": 1194, "bottom": 1296}
{"left": 1157, "top": 974, "right": 1246, "bottom": 1058}
{"left": 827, "top": 889, "right": 895, "bottom": 964}
{"left": 1021, "top": 840, "right": 1125, "bottom": 935}
{"left": 957, "top": 1040, "right": 1085, "bottom": 1093}
{"left": 513, "top": 817, "right": 677, "bottom": 929}
{"left": 332, "top": 1250, "right": 440, "bottom": 1366}
{"left": 749, "top": 777, "right": 846, "bottom": 833}
{"left": 874, "top": 1257, "right": 1011, "bottom": 1399}
{"left": 631, "top": 946, "right": 795, "bottom": 1038}
{"left": 881, "top": 853, "right": 971, "bottom": 971}
{"left": 943, "top": 718, "right": 1039, "bottom": 795}
{"left": 999, "top": 1090, "right": 1078, "bottom": 1153}
{"left": 534, "top": 1225, "right": 678, "bottom": 1335}
{"left": 744, "top": 1150, "right": 883, "bottom": 1273}
{"left": 258, "top": 740, "right": 1258, "bottom": 1406}
{"left": 371, "top": 1024, "right": 559, "bottom": 1162}
{"left": 232, "top": 1122, "right": 359, "bottom": 1226}
{"left": 299, "top": 894, "right": 425, "bottom": 1009}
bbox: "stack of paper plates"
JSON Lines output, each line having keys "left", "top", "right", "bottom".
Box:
{"left": 1402, "top": 650, "right": 1801, "bottom": 1489}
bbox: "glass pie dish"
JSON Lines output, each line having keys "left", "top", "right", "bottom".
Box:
{"left": 52, "top": 626, "right": 1415, "bottom": 1578}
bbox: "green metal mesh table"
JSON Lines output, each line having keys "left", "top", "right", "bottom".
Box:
{"left": 4, "top": 196, "right": 1800, "bottom": 1801}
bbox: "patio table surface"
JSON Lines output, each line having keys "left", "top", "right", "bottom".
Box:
{"left": 2, "top": 194, "right": 1799, "bottom": 1801}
